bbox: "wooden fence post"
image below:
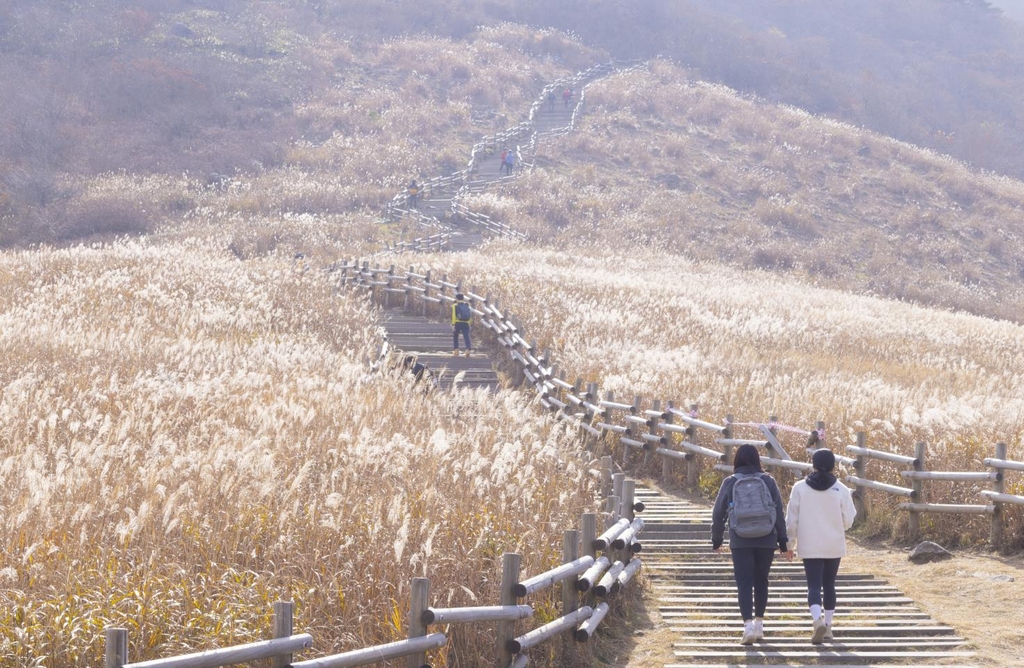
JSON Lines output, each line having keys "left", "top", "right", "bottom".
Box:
{"left": 686, "top": 404, "right": 699, "bottom": 489}
{"left": 908, "top": 442, "right": 926, "bottom": 541}
{"left": 624, "top": 395, "right": 641, "bottom": 467}
{"left": 271, "top": 601, "right": 294, "bottom": 668}
{"left": 601, "top": 456, "right": 613, "bottom": 499}
{"left": 563, "top": 530, "right": 579, "bottom": 615}
{"left": 662, "top": 401, "right": 674, "bottom": 481}
{"left": 620, "top": 479, "right": 636, "bottom": 522}
{"left": 581, "top": 512, "right": 598, "bottom": 610}
{"left": 496, "top": 553, "right": 521, "bottom": 668}
{"left": 422, "top": 270, "right": 431, "bottom": 317}
{"left": 645, "top": 400, "right": 660, "bottom": 467}
{"left": 404, "top": 266, "right": 413, "bottom": 311}
{"left": 438, "top": 275, "right": 448, "bottom": 323}
{"left": 407, "top": 578, "right": 430, "bottom": 668}
{"left": 104, "top": 628, "right": 128, "bottom": 668}
{"left": 620, "top": 479, "right": 636, "bottom": 563}
{"left": 721, "top": 414, "right": 735, "bottom": 474}
{"left": 767, "top": 414, "right": 780, "bottom": 475}
{"left": 991, "top": 442, "right": 1007, "bottom": 548}
{"left": 852, "top": 431, "right": 871, "bottom": 521}
{"left": 385, "top": 265, "right": 395, "bottom": 309}
{"left": 608, "top": 471, "right": 624, "bottom": 530}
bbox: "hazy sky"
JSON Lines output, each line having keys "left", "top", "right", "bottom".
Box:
{"left": 991, "top": 0, "right": 1024, "bottom": 21}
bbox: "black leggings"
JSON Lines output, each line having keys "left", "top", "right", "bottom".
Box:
{"left": 803, "top": 558, "right": 841, "bottom": 609}
{"left": 730, "top": 547, "right": 775, "bottom": 620}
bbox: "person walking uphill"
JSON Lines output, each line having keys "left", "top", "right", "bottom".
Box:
{"left": 452, "top": 293, "right": 472, "bottom": 356}
{"left": 503, "top": 149, "right": 515, "bottom": 175}
{"left": 712, "top": 444, "right": 791, "bottom": 646}
{"left": 786, "top": 448, "right": 856, "bottom": 644}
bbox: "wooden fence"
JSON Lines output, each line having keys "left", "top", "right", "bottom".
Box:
{"left": 384, "top": 60, "right": 644, "bottom": 244}
{"left": 103, "top": 461, "right": 644, "bottom": 668}
{"left": 339, "top": 259, "right": 1024, "bottom": 550}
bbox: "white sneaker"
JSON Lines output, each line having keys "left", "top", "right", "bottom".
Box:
{"left": 823, "top": 624, "right": 833, "bottom": 642}
{"left": 741, "top": 620, "right": 756, "bottom": 645}
{"left": 811, "top": 617, "right": 827, "bottom": 644}
{"left": 752, "top": 618, "right": 764, "bottom": 641}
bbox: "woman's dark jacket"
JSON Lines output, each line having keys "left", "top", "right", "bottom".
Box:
{"left": 711, "top": 465, "right": 789, "bottom": 551}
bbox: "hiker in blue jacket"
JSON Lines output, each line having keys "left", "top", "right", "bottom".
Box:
{"left": 711, "top": 444, "right": 791, "bottom": 645}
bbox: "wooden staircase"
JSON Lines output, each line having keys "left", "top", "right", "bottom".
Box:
{"left": 634, "top": 485, "right": 977, "bottom": 667}
{"left": 382, "top": 311, "right": 500, "bottom": 391}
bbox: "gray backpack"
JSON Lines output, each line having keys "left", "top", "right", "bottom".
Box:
{"left": 728, "top": 473, "right": 777, "bottom": 538}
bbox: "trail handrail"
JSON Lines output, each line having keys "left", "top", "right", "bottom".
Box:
{"left": 340, "top": 258, "right": 1023, "bottom": 549}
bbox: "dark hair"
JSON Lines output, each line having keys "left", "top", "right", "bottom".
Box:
{"left": 455, "top": 293, "right": 465, "bottom": 300}
{"left": 733, "top": 444, "right": 763, "bottom": 472}
{"left": 812, "top": 448, "right": 836, "bottom": 473}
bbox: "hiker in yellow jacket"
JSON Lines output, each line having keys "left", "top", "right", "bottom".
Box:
{"left": 452, "top": 293, "right": 472, "bottom": 356}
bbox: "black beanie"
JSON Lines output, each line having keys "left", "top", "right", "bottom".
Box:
{"left": 812, "top": 448, "right": 836, "bottom": 472}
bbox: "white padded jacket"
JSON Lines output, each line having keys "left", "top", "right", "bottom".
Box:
{"left": 786, "top": 478, "right": 856, "bottom": 559}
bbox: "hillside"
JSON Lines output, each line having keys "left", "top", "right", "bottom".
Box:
{"left": 4, "top": 3, "right": 1024, "bottom": 665}
{"left": 465, "top": 60, "right": 1024, "bottom": 323}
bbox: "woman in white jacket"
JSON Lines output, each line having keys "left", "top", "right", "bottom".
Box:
{"left": 786, "top": 448, "right": 856, "bottom": 644}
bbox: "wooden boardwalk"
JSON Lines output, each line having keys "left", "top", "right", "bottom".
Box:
{"left": 378, "top": 78, "right": 609, "bottom": 387}
{"left": 635, "top": 485, "right": 977, "bottom": 668}
{"left": 383, "top": 311, "right": 500, "bottom": 391}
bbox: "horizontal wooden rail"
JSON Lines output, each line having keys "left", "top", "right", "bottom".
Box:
{"left": 594, "top": 518, "right": 630, "bottom": 550}
{"left": 593, "top": 561, "right": 626, "bottom": 597}
{"left": 574, "top": 602, "right": 610, "bottom": 642}
{"left": 290, "top": 633, "right": 447, "bottom": 668}
{"left": 716, "top": 438, "right": 767, "bottom": 447}
{"left": 577, "top": 556, "right": 611, "bottom": 592}
{"left": 761, "top": 456, "right": 812, "bottom": 472}
{"left": 980, "top": 490, "right": 1024, "bottom": 505}
{"left": 901, "top": 471, "right": 1000, "bottom": 482}
{"left": 846, "top": 475, "right": 916, "bottom": 498}
{"left": 984, "top": 457, "right": 1024, "bottom": 472}
{"left": 847, "top": 445, "right": 919, "bottom": 467}
{"left": 506, "top": 607, "right": 593, "bottom": 654}
{"left": 421, "top": 605, "right": 532, "bottom": 625}
{"left": 898, "top": 503, "right": 995, "bottom": 515}
{"left": 115, "top": 635, "right": 313, "bottom": 668}
{"left": 513, "top": 556, "right": 594, "bottom": 597}
{"left": 611, "top": 518, "right": 644, "bottom": 550}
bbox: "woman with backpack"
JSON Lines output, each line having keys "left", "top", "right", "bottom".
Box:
{"left": 711, "top": 444, "right": 791, "bottom": 645}
{"left": 786, "top": 448, "right": 856, "bottom": 644}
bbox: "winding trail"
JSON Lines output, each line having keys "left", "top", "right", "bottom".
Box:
{"left": 359, "top": 62, "right": 979, "bottom": 666}
{"left": 376, "top": 63, "right": 632, "bottom": 392}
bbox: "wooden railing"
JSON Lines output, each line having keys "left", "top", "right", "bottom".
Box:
{"left": 103, "top": 461, "right": 644, "bottom": 668}
{"left": 385, "top": 60, "right": 645, "bottom": 246}
{"left": 340, "top": 259, "right": 1023, "bottom": 549}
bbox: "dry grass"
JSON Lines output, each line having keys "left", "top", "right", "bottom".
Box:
{"left": 6, "top": 22, "right": 1024, "bottom": 667}
{"left": 0, "top": 235, "right": 598, "bottom": 665}
{"left": 416, "top": 243, "right": 1024, "bottom": 546}
{"left": 488, "top": 59, "right": 1024, "bottom": 323}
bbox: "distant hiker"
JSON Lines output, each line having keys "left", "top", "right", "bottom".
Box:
{"left": 712, "top": 444, "right": 790, "bottom": 646}
{"left": 562, "top": 87, "right": 572, "bottom": 109}
{"left": 452, "top": 292, "right": 472, "bottom": 356}
{"left": 407, "top": 180, "right": 420, "bottom": 208}
{"left": 503, "top": 149, "right": 515, "bottom": 175}
{"left": 787, "top": 448, "right": 856, "bottom": 644}
{"left": 547, "top": 90, "right": 556, "bottom": 111}
{"left": 401, "top": 355, "right": 437, "bottom": 389}
{"left": 499, "top": 148, "right": 508, "bottom": 173}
